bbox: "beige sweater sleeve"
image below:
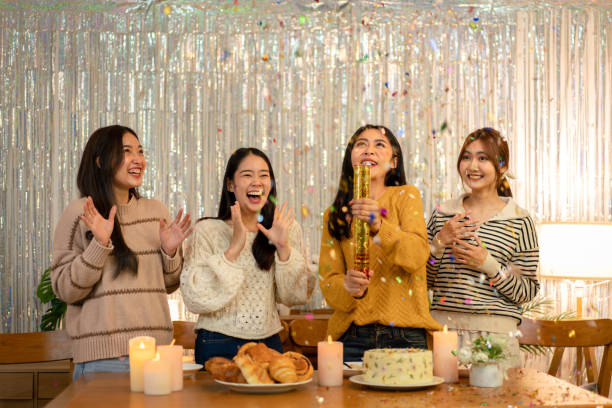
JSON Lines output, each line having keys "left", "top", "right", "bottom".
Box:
{"left": 180, "top": 220, "right": 246, "bottom": 314}
{"left": 50, "top": 199, "right": 113, "bottom": 304}
{"left": 274, "top": 221, "right": 315, "bottom": 307}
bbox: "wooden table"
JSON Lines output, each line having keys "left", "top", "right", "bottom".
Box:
{"left": 48, "top": 368, "right": 612, "bottom": 408}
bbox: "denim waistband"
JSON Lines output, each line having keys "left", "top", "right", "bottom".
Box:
{"left": 349, "top": 323, "right": 425, "bottom": 338}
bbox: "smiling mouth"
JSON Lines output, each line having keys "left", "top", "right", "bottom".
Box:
{"left": 361, "top": 160, "right": 377, "bottom": 166}
{"left": 247, "top": 190, "right": 264, "bottom": 204}
{"left": 466, "top": 173, "right": 483, "bottom": 180}
{"left": 128, "top": 168, "right": 142, "bottom": 176}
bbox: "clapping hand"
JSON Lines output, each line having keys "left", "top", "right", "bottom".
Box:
{"left": 160, "top": 209, "right": 193, "bottom": 257}
{"left": 80, "top": 197, "right": 116, "bottom": 247}
{"left": 257, "top": 202, "right": 295, "bottom": 261}
{"left": 436, "top": 212, "right": 479, "bottom": 247}
{"left": 224, "top": 202, "right": 247, "bottom": 262}
{"left": 451, "top": 234, "right": 487, "bottom": 266}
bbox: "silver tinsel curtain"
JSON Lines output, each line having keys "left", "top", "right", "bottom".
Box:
{"left": 1, "top": 0, "right": 611, "bottom": 334}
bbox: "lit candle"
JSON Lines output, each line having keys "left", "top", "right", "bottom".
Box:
{"left": 317, "top": 335, "right": 343, "bottom": 386}
{"left": 433, "top": 325, "right": 458, "bottom": 383}
{"left": 144, "top": 353, "right": 172, "bottom": 396}
{"left": 129, "top": 336, "right": 156, "bottom": 392}
{"left": 158, "top": 341, "right": 183, "bottom": 391}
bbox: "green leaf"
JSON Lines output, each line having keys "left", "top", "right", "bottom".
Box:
{"left": 36, "top": 268, "right": 55, "bottom": 303}
{"left": 39, "top": 297, "right": 66, "bottom": 331}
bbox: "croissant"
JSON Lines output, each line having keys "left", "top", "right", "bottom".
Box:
{"left": 283, "top": 351, "right": 314, "bottom": 381}
{"left": 205, "top": 357, "right": 245, "bottom": 383}
{"left": 234, "top": 352, "right": 274, "bottom": 384}
{"left": 269, "top": 356, "right": 298, "bottom": 383}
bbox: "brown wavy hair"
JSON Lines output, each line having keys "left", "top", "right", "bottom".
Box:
{"left": 456, "top": 127, "right": 512, "bottom": 197}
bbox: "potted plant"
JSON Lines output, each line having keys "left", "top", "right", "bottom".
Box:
{"left": 456, "top": 334, "right": 509, "bottom": 387}
{"left": 36, "top": 268, "right": 66, "bottom": 331}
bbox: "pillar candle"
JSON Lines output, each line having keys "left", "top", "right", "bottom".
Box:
{"left": 433, "top": 325, "right": 458, "bottom": 383}
{"left": 158, "top": 344, "right": 183, "bottom": 391}
{"left": 144, "top": 353, "right": 172, "bottom": 396}
{"left": 317, "top": 335, "right": 343, "bottom": 387}
{"left": 129, "top": 336, "right": 156, "bottom": 392}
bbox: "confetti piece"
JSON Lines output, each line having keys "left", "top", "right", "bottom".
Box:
{"left": 308, "top": 186, "right": 314, "bottom": 193}
{"left": 329, "top": 249, "right": 336, "bottom": 260}
{"left": 465, "top": 297, "right": 472, "bottom": 304}
{"left": 299, "top": 15, "right": 307, "bottom": 24}
{"left": 373, "top": 236, "right": 381, "bottom": 245}
{"left": 316, "top": 396, "right": 324, "bottom": 404}
{"left": 389, "top": 321, "right": 395, "bottom": 327}
{"left": 428, "top": 258, "right": 436, "bottom": 265}
{"left": 163, "top": 5, "right": 171, "bottom": 14}
{"left": 380, "top": 208, "right": 387, "bottom": 217}
{"left": 268, "top": 195, "right": 277, "bottom": 205}
{"left": 568, "top": 330, "right": 576, "bottom": 338}
{"left": 440, "top": 296, "right": 446, "bottom": 303}
{"left": 408, "top": 289, "right": 413, "bottom": 296}
{"left": 257, "top": 214, "right": 264, "bottom": 222}
{"left": 301, "top": 205, "right": 310, "bottom": 217}
{"left": 368, "top": 212, "right": 375, "bottom": 224}
{"left": 450, "top": 255, "right": 455, "bottom": 262}
{"left": 380, "top": 277, "right": 386, "bottom": 283}
{"left": 395, "top": 276, "right": 402, "bottom": 284}
{"left": 305, "top": 313, "right": 314, "bottom": 321}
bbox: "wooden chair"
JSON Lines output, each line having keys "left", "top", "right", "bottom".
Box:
{"left": 288, "top": 318, "right": 329, "bottom": 368}
{"left": 518, "top": 318, "right": 612, "bottom": 396}
{"left": 172, "top": 320, "right": 291, "bottom": 351}
{"left": 0, "top": 330, "right": 73, "bottom": 406}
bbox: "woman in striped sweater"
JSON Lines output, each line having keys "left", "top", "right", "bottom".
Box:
{"left": 426, "top": 127, "right": 539, "bottom": 367}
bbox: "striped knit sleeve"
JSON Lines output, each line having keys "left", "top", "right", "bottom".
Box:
{"left": 51, "top": 199, "right": 112, "bottom": 304}
{"left": 426, "top": 210, "right": 444, "bottom": 289}
{"left": 487, "top": 216, "right": 540, "bottom": 304}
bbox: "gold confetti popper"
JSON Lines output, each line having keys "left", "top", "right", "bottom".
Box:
{"left": 353, "top": 164, "right": 371, "bottom": 277}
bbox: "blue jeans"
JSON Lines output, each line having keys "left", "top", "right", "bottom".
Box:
{"left": 338, "top": 323, "right": 427, "bottom": 362}
{"left": 72, "top": 356, "right": 130, "bottom": 381}
{"left": 195, "top": 329, "right": 283, "bottom": 367}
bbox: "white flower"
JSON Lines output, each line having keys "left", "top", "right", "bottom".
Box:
{"left": 472, "top": 351, "right": 489, "bottom": 364}
{"left": 488, "top": 335, "right": 507, "bottom": 349}
{"left": 457, "top": 348, "right": 472, "bottom": 365}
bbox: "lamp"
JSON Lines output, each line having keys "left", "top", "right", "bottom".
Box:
{"left": 538, "top": 223, "right": 612, "bottom": 280}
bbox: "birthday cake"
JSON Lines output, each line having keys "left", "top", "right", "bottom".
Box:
{"left": 362, "top": 348, "right": 433, "bottom": 385}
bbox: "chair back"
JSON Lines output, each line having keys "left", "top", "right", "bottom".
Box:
{"left": 0, "top": 330, "right": 72, "bottom": 364}
{"left": 518, "top": 318, "right": 612, "bottom": 396}
{"left": 172, "top": 321, "right": 196, "bottom": 349}
{"left": 172, "top": 320, "right": 290, "bottom": 350}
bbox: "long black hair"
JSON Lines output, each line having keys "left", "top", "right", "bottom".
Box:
{"left": 327, "top": 124, "right": 407, "bottom": 241}
{"left": 207, "top": 148, "right": 278, "bottom": 271}
{"left": 76, "top": 125, "right": 140, "bottom": 277}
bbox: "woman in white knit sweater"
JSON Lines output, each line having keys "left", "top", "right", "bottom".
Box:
{"left": 181, "top": 148, "right": 315, "bottom": 365}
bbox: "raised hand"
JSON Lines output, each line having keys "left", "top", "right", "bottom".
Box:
{"left": 224, "top": 202, "right": 247, "bottom": 262}
{"left": 160, "top": 209, "right": 193, "bottom": 257}
{"left": 257, "top": 202, "right": 295, "bottom": 261}
{"left": 436, "top": 212, "right": 479, "bottom": 247}
{"left": 349, "top": 198, "right": 382, "bottom": 234}
{"left": 80, "top": 196, "right": 116, "bottom": 247}
{"left": 344, "top": 269, "right": 370, "bottom": 298}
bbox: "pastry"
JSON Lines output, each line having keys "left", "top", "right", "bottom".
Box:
{"left": 268, "top": 356, "right": 298, "bottom": 383}
{"left": 233, "top": 351, "right": 275, "bottom": 384}
{"left": 282, "top": 351, "right": 314, "bottom": 381}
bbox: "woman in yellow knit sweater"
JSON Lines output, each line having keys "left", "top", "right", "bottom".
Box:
{"left": 319, "top": 125, "right": 442, "bottom": 361}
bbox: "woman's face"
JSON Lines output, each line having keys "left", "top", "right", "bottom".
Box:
{"left": 458, "top": 139, "right": 498, "bottom": 193}
{"left": 112, "top": 132, "right": 146, "bottom": 193}
{"left": 350, "top": 128, "right": 397, "bottom": 182}
{"left": 228, "top": 153, "right": 272, "bottom": 214}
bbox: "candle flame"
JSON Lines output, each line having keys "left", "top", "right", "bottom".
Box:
{"left": 443, "top": 325, "right": 448, "bottom": 333}
{"left": 327, "top": 335, "right": 332, "bottom": 344}
{"left": 139, "top": 341, "right": 145, "bottom": 349}
{"left": 170, "top": 339, "right": 176, "bottom": 347}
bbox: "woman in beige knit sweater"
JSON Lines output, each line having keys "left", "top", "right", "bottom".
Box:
{"left": 180, "top": 148, "right": 315, "bottom": 365}
{"left": 51, "top": 125, "right": 192, "bottom": 380}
